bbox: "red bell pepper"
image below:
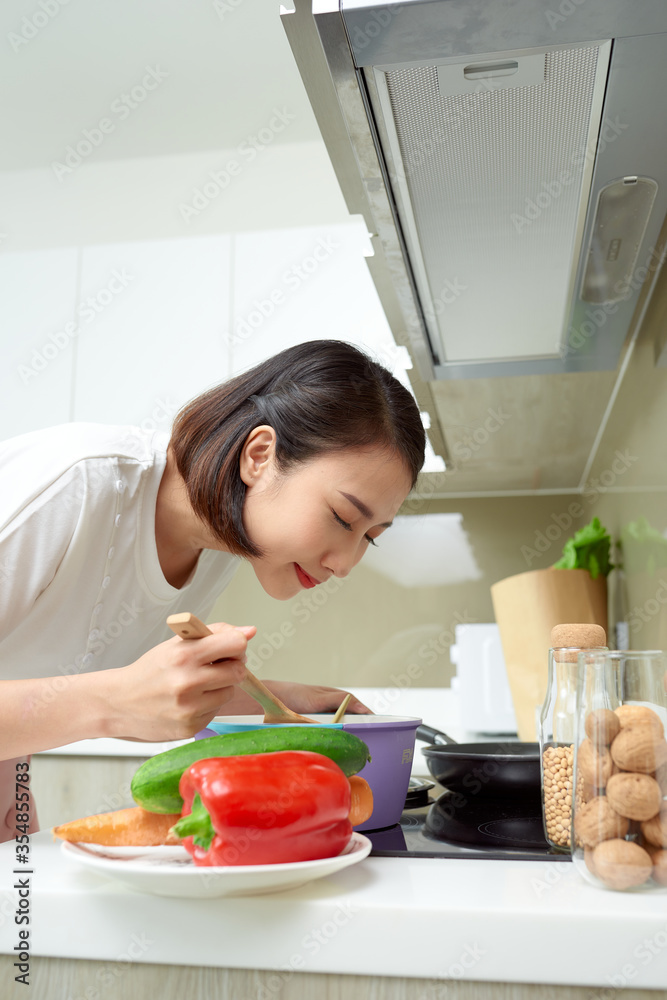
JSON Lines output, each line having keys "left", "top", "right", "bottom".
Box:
{"left": 171, "top": 750, "right": 353, "bottom": 866}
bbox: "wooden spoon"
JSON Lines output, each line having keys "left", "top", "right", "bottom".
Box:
{"left": 166, "top": 613, "right": 317, "bottom": 724}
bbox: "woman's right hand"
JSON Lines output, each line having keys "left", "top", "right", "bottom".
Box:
{"left": 102, "top": 622, "right": 257, "bottom": 742}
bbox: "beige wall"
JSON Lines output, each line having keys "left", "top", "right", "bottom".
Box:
{"left": 600, "top": 489, "right": 667, "bottom": 653}
{"left": 587, "top": 351, "right": 667, "bottom": 650}
{"left": 583, "top": 257, "right": 667, "bottom": 650}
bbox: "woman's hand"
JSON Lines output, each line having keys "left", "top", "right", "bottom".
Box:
{"left": 100, "top": 622, "right": 258, "bottom": 742}
{"left": 219, "top": 679, "right": 372, "bottom": 717}
{"left": 266, "top": 681, "right": 372, "bottom": 715}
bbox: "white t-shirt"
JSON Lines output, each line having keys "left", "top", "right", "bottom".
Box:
{"left": 0, "top": 422, "right": 239, "bottom": 681}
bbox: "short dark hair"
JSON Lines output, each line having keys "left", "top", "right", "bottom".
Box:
{"left": 170, "top": 340, "right": 426, "bottom": 557}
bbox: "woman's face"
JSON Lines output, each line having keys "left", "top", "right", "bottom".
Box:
{"left": 241, "top": 437, "right": 412, "bottom": 600}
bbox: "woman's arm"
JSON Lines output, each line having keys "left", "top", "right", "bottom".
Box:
{"left": 0, "top": 623, "right": 255, "bottom": 760}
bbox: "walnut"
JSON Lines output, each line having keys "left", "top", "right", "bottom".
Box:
{"left": 585, "top": 709, "right": 621, "bottom": 747}
{"left": 645, "top": 845, "right": 667, "bottom": 886}
{"left": 610, "top": 729, "right": 667, "bottom": 773}
{"left": 605, "top": 772, "right": 662, "bottom": 821}
{"left": 640, "top": 810, "right": 667, "bottom": 848}
{"left": 584, "top": 847, "right": 598, "bottom": 878}
{"left": 592, "top": 839, "right": 653, "bottom": 890}
{"left": 581, "top": 778, "right": 597, "bottom": 803}
{"left": 577, "top": 738, "right": 613, "bottom": 788}
{"left": 614, "top": 705, "right": 664, "bottom": 735}
{"left": 655, "top": 760, "right": 667, "bottom": 794}
{"left": 573, "top": 796, "right": 629, "bottom": 848}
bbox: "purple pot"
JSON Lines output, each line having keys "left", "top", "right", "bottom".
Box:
{"left": 196, "top": 714, "right": 422, "bottom": 831}
{"left": 339, "top": 716, "right": 422, "bottom": 830}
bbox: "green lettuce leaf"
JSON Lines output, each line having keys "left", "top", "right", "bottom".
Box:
{"left": 552, "top": 517, "right": 613, "bottom": 578}
{"left": 620, "top": 517, "right": 667, "bottom": 575}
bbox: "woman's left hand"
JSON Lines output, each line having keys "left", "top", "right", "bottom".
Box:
{"left": 268, "top": 681, "right": 372, "bottom": 715}
{"left": 219, "top": 680, "right": 372, "bottom": 716}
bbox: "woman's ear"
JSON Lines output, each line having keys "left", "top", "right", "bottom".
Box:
{"left": 239, "top": 425, "right": 277, "bottom": 486}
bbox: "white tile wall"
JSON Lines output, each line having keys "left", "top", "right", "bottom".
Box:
{"left": 73, "top": 234, "right": 232, "bottom": 427}
{"left": 0, "top": 247, "right": 79, "bottom": 440}
{"left": 1, "top": 221, "right": 418, "bottom": 443}
{"left": 230, "top": 221, "right": 412, "bottom": 390}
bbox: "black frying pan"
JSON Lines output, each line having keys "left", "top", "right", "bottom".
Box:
{"left": 416, "top": 724, "right": 541, "bottom": 797}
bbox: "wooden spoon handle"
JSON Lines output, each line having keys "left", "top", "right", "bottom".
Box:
{"left": 165, "top": 613, "right": 316, "bottom": 723}
{"left": 166, "top": 612, "right": 212, "bottom": 640}
{"left": 332, "top": 693, "right": 352, "bottom": 724}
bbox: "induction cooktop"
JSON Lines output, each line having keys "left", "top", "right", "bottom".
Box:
{"left": 365, "top": 779, "right": 572, "bottom": 862}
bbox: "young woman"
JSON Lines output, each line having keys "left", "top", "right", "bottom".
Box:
{"left": 0, "top": 339, "right": 425, "bottom": 839}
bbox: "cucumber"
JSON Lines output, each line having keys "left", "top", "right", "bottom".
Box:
{"left": 131, "top": 727, "right": 372, "bottom": 814}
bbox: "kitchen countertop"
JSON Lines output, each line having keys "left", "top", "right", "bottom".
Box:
{"left": 7, "top": 685, "right": 665, "bottom": 992}
{"left": 1, "top": 830, "right": 667, "bottom": 989}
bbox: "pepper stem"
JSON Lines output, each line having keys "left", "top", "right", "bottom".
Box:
{"left": 171, "top": 793, "right": 215, "bottom": 850}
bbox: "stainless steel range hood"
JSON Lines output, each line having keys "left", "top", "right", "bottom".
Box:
{"left": 282, "top": 0, "right": 667, "bottom": 384}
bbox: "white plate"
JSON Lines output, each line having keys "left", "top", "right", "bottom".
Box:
{"left": 61, "top": 833, "right": 372, "bottom": 898}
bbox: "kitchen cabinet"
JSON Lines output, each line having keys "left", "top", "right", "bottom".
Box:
{"left": 3, "top": 960, "right": 667, "bottom": 1000}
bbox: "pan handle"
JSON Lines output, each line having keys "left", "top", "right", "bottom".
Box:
{"left": 415, "top": 724, "right": 459, "bottom": 746}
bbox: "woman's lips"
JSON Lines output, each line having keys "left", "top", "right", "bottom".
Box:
{"left": 294, "top": 563, "right": 318, "bottom": 589}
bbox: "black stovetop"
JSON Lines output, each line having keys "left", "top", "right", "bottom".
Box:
{"left": 365, "top": 784, "right": 572, "bottom": 862}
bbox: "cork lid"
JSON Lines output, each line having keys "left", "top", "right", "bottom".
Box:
{"left": 551, "top": 623, "right": 607, "bottom": 661}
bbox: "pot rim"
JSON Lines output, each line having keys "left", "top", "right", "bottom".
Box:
{"left": 421, "top": 742, "right": 540, "bottom": 761}
{"left": 209, "top": 713, "right": 422, "bottom": 728}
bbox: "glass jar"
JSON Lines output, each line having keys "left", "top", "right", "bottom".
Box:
{"left": 538, "top": 624, "right": 607, "bottom": 852}
{"left": 572, "top": 649, "right": 667, "bottom": 892}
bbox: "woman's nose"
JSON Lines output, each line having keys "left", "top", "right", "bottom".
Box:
{"left": 323, "top": 540, "right": 365, "bottom": 579}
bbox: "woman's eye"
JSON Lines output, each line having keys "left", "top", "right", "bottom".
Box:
{"left": 331, "top": 509, "right": 352, "bottom": 531}
{"left": 332, "top": 508, "right": 379, "bottom": 546}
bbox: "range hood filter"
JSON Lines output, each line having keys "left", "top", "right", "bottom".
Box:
{"left": 373, "top": 43, "right": 611, "bottom": 365}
